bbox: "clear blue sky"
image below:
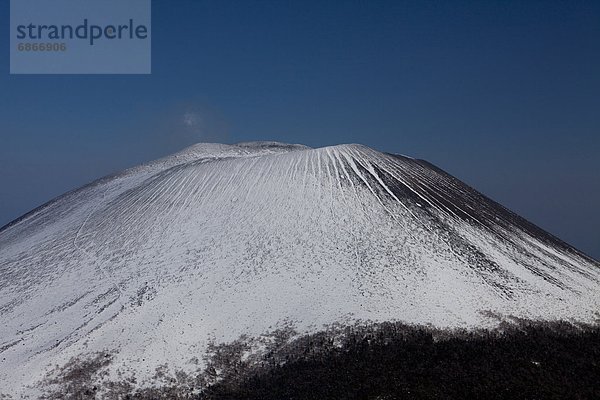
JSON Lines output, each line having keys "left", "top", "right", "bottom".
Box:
{"left": 1, "top": 0, "right": 599, "bottom": 259}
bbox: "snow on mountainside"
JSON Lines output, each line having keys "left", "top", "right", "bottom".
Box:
{"left": 0, "top": 142, "right": 598, "bottom": 396}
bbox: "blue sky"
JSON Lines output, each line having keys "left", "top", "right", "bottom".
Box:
{"left": 1, "top": 0, "right": 599, "bottom": 258}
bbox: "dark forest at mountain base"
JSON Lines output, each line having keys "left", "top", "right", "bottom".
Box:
{"left": 40, "top": 320, "right": 600, "bottom": 400}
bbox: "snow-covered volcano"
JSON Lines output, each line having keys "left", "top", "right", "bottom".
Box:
{"left": 0, "top": 142, "right": 598, "bottom": 396}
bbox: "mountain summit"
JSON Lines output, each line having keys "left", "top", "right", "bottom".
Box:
{"left": 0, "top": 142, "right": 598, "bottom": 396}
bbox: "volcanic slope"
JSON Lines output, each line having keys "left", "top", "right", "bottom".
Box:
{"left": 0, "top": 142, "right": 598, "bottom": 395}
